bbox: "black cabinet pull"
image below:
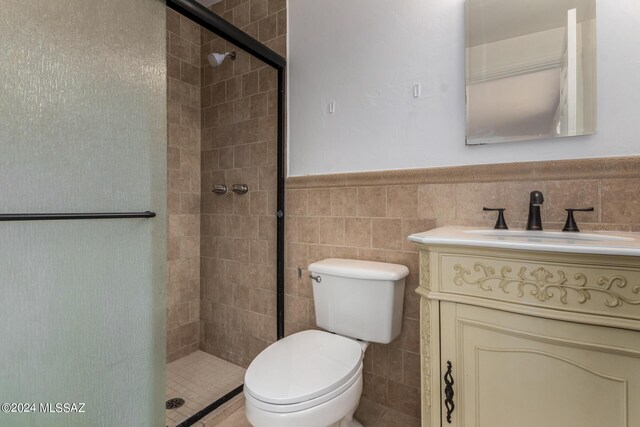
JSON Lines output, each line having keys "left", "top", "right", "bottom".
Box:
{"left": 444, "top": 361, "right": 455, "bottom": 423}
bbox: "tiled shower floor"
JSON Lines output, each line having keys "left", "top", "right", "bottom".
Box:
{"left": 166, "top": 351, "right": 246, "bottom": 427}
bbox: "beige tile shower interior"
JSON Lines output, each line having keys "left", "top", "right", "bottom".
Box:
{"left": 166, "top": 351, "right": 245, "bottom": 427}
{"left": 167, "top": 0, "right": 285, "bottom": 366}
{"left": 199, "top": 0, "right": 283, "bottom": 368}
{"left": 167, "top": 8, "right": 203, "bottom": 363}
{"left": 166, "top": 0, "right": 285, "bottom": 423}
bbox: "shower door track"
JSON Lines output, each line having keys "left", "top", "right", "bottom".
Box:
{"left": 166, "top": 1, "right": 286, "bottom": 425}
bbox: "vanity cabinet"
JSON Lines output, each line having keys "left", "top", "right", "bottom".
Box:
{"left": 415, "top": 243, "right": 640, "bottom": 427}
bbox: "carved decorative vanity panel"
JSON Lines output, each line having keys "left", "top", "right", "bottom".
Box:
{"left": 415, "top": 244, "right": 640, "bottom": 427}
{"left": 434, "top": 247, "right": 640, "bottom": 322}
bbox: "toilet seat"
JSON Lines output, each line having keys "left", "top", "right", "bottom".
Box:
{"left": 244, "top": 330, "right": 363, "bottom": 412}
{"left": 245, "top": 364, "right": 362, "bottom": 413}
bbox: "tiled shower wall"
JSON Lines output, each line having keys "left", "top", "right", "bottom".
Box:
{"left": 285, "top": 172, "right": 640, "bottom": 420}
{"left": 167, "top": 9, "right": 202, "bottom": 362}
{"left": 199, "top": 0, "right": 285, "bottom": 367}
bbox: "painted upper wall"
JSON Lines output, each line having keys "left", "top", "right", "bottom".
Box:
{"left": 287, "top": 0, "right": 640, "bottom": 176}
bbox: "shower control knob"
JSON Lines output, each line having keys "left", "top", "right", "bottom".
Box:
{"left": 212, "top": 184, "right": 228, "bottom": 195}
{"left": 231, "top": 184, "right": 249, "bottom": 195}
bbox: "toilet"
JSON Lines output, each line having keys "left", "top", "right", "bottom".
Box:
{"left": 244, "top": 258, "right": 410, "bottom": 427}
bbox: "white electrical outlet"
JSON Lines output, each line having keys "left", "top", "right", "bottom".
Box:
{"left": 413, "top": 84, "right": 421, "bottom": 98}
{"left": 329, "top": 101, "right": 336, "bottom": 113}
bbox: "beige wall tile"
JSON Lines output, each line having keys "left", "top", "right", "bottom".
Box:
{"left": 331, "top": 246, "right": 358, "bottom": 259}
{"left": 166, "top": 8, "right": 180, "bottom": 34}
{"left": 285, "top": 295, "right": 310, "bottom": 325}
{"left": 357, "top": 248, "right": 387, "bottom": 262}
{"left": 331, "top": 187, "right": 358, "bottom": 217}
{"left": 234, "top": 97, "right": 252, "bottom": 123}
{"left": 387, "top": 185, "right": 418, "bottom": 218}
{"left": 268, "top": 0, "right": 286, "bottom": 14}
{"left": 242, "top": 70, "right": 260, "bottom": 97}
{"left": 494, "top": 181, "right": 545, "bottom": 224}
{"left": 308, "top": 244, "right": 333, "bottom": 264}
{"left": 362, "top": 373, "right": 388, "bottom": 407}
{"left": 280, "top": 157, "right": 640, "bottom": 421}
{"left": 371, "top": 343, "right": 403, "bottom": 383}
{"left": 318, "top": 217, "right": 345, "bottom": 246}
{"left": 249, "top": 239, "right": 269, "bottom": 264}
{"left": 358, "top": 187, "right": 387, "bottom": 217}
{"left": 276, "top": 10, "right": 286, "bottom": 37}
{"left": 286, "top": 189, "right": 308, "bottom": 215}
{"left": 250, "top": 0, "right": 268, "bottom": 22}
{"left": 308, "top": 188, "right": 332, "bottom": 216}
{"left": 387, "top": 380, "right": 420, "bottom": 418}
{"left": 545, "top": 180, "right": 599, "bottom": 223}
{"left": 601, "top": 178, "right": 640, "bottom": 224}
{"left": 296, "top": 216, "right": 319, "bottom": 244}
{"left": 345, "top": 217, "right": 372, "bottom": 248}
{"left": 180, "top": 15, "right": 201, "bottom": 45}
{"left": 417, "top": 184, "right": 455, "bottom": 220}
{"left": 401, "top": 218, "right": 436, "bottom": 251}
{"left": 286, "top": 242, "right": 308, "bottom": 269}
{"left": 455, "top": 182, "right": 499, "bottom": 221}
{"left": 371, "top": 218, "right": 403, "bottom": 250}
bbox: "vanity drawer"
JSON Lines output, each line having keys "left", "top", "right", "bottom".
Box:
{"left": 432, "top": 251, "right": 640, "bottom": 322}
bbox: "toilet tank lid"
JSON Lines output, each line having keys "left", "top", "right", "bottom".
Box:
{"left": 308, "top": 258, "right": 409, "bottom": 281}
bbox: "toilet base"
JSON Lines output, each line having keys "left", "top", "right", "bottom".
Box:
{"left": 334, "top": 408, "right": 363, "bottom": 427}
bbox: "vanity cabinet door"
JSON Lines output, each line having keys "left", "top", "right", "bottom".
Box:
{"left": 439, "top": 302, "right": 640, "bottom": 427}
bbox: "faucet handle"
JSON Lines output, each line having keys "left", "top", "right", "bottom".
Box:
{"left": 483, "top": 207, "right": 508, "bottom": 230}
{"left": 562, "top": 207, "right": 595, "bottom": 232}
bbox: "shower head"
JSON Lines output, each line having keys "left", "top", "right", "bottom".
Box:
{"left": 207, "top": 51, "right": 237, "bottom": 68}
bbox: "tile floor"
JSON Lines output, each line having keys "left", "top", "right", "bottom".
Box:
{"left": 207, "top": 399, "right": 421, "bottom": 427}
{"left": 204, "top": 403, "right": 251, "bottom": 427}
{"left": 166, "top": 351, "right": 245, "bottom": 427}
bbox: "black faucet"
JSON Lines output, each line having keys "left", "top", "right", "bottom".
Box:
{"left": 526, "top": 191, "right": 544, "bottom": 231}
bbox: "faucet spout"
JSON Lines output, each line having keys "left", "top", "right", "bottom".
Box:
{"left": 526, "top": 191, "right": 544, "bottom": 231}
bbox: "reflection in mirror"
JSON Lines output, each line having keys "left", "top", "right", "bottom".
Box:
{"left": 465, "top": 0, "right": 596, "bottom": 145}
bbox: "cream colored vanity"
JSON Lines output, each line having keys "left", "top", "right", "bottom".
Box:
{"left": 409, "top": 228, "right": 640, "bottom": 427}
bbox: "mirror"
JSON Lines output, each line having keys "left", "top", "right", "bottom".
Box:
{"left": 465, "top": 0, "right": 596, "bottom": 145}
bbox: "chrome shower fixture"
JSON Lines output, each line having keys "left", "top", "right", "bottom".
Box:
{"left": 207, "top": 51, "right": 237, "bottom": 68}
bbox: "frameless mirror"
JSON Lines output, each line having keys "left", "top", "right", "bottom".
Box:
{"left": 465, "top": 0, "right": 596, "bottom": 145}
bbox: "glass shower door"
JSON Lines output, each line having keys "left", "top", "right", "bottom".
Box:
{"left": 0, "top": 1, "right": 167, "bottom": 426}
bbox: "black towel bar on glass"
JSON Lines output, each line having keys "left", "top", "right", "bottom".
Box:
{"left": 0, "top": 211, "right": 156, "bottom": 221}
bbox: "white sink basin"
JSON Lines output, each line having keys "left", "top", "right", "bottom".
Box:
{"left": 464, "top": 229, "right": 634, "bottom": 243}
{"left": 408, "top": 227, "right": 640, "bottom": 256}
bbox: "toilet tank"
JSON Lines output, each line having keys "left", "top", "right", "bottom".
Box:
{"left": 308, "top": 258, "right": 409, "bottom": 344}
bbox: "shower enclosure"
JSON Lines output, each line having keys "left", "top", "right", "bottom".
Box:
{"left": 0, "top": 1, "right": 167, "bottom": 426}
{"left": 164, "top": 1, "right": 285, "bottom": 425}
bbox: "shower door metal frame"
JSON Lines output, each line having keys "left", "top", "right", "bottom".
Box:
{"left": 166, "top": 1, "right": 286, "bottom": 425}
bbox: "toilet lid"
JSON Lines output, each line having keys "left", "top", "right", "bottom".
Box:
{"left": 244, "top": 330, "right": 363, "bottom": 405}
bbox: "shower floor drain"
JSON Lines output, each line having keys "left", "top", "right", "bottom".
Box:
{"left": 166, "top": 398, "right": 185, "bottom": 410}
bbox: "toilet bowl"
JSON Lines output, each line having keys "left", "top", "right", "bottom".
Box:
{"left": 244, "top": 259, "right": 409, "bottom": 427}
{"left": 244, "top": 330, "right": 367, "bottom": 427}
